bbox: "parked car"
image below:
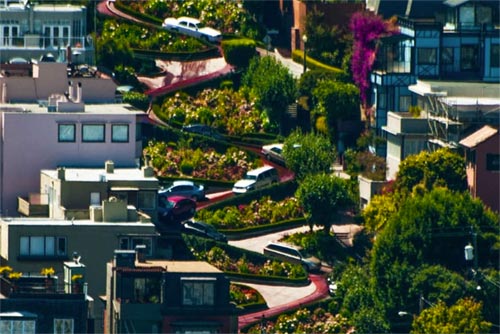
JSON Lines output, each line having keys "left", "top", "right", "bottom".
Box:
{"left": 182, "top": 124, "right": 224, "bottom": 140}
{"left": 261, "top": 143, "right": 285, "bottom": 165}
{"left": 157, "top": 195, "right": 196, "bottom": 224}
{"left": 159, "top": 180, "right": 205, "bottom": 201}
{"left": 182, "top": 220, "right": 227, "bottom": 242}
{"left": 232, "top": 165, "right": 279, "bottom": 194}
{"left": 327, "top": 276, "right": 337, "bottom": 296}
{"left": 162, "top": 16, "right": 222, "bottom": 43}
{"left": 263, "top": 242, "right": 322, "bottom": 272}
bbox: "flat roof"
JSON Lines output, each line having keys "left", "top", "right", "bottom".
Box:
{"left": 0, "top": 218, "right": 155, "bottom": 227}
{"left": 409, "top": 80, "right": 500, "bottom": 101}
{"left": 135, "top": 260, "right": 222, "bottom": 274}
{"left": 42, "top": 167, "right": 158, "bottom": 183}
{"left": 0, "top": 103, "right": 145, "bottom": 115}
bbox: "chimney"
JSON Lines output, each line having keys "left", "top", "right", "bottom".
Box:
{"left": 105, "top": 160, "right": 114, "bottom": 174}
{"left": 135, "top": 244, "right": 147, "bottom": 263}
{"left": 57, "top": 167, "right": 65, "bottom": 180}
{"left": 76, "top": 82, "right": 82, "bottom": 103}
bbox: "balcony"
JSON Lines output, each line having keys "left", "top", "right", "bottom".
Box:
{"left": 17, "top": 194, "right": 48, "bottom": 217}
{"left": 0, "top": 276, "right": 86, "bottom": 299}
{"left": 1, "top": 36, "right": 91, "bottom": 51}
{"left": 385, "top": 112, "right": 428, "bottom": 135}
{"left": 113, "top": 299, "right": 162, "bottom": 320}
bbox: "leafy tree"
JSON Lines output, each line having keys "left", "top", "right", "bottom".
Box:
{"left": 395, "top": 148, "right": 467, "bottom": 193}
{"left": 295, "top": 173, "right": 352, "bottom": 232}
{"left": 312, "top": 80, "right": 360, "bottom": 144}
{"left": 242, "top": 56, "right": 297, "bottom": 133}
{"left": 334, "top": 264, "right": 390, "bottom": 333}
{"left": 282, "top": 129, "right": 336, "bottom": 180}
{"left": 362, "top": 192, "right": 398, "bottom": 233}
{"left": 370, "top": 187, "right": 499, "bottom": 319}
{"left": 411, "top": 298, "right": 492, "bottom": 334}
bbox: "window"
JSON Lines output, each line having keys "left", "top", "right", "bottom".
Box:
{"left": 441, "top": 47, "right": 454, "bottom": 65}
{"left": 399, "top": 96, "right": 411, "bottom": 112}
{"left": 461, "top": 45, "right": 479, "bottom": 71}
{"left": 20, "top": 236, "right": 67, "bottom": 257}
{"left": 138, "top": 191, "right": 156, "bottom": 210}
{"left": 54, "top": 319, "right": 73, "bottom": 334}
{"left": 491, "top": 45, "right": 500, "bottom": 68}
{"left": 486, "top": 154, "right": 500, "bottom": 171}
{"left": 58, "top": 124, "right": 75, "bottom": 142}
{"left": 119, "top": 236, "right": 153, "bottom": 256}
{"left": 90, "top": 192, "right": 101, "bottom": 206}
{"left": 82, "top": 124, "right": 105, "bottom": 142}
{"left": 0, "top": 320, "right": 36, "bottom": 334}
{"left": 417, "top": 48, "right": 437, "bottom": 65}
{"left": 182, "top": 279, "right": 215, "bottom": 306}
{"left": 112, "top": 124, "right": 129, "bottom": 143}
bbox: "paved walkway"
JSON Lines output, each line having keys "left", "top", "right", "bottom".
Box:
{"left": 237, "top": 274, "right": 329, "bottom": 331}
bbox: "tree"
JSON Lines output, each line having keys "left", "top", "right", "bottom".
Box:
{"left": 394, "top": 148, "right": 467, "bottom": 193}
{"left": 411, "top": 298, "right": 492, "bottom": 334}
{"left": 369, "top": 187, "right": 499, "bottom": 319}
{"left": 312, "top": 80, "right": 360, "bottom": 146}
{"left": 241, "top": 56, "right": 297, "bottom": 133}
{"left": 282, "top": 129, "right": 336, "bottom": 181}
{"left": 295, "top": 173, "right": 352, "bottom": 232}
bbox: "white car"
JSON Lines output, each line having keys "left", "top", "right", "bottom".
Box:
{"left": 162, "top": 16, "right": 222, "bottom": 43}
{"left": 261, "top": 143, "right": 285, "bottom": 165}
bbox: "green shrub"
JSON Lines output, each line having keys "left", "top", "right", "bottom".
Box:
{"left": 221, "top": 38, "right": 257, "bottom": 68}
{"left": 123, "top": 91, "right": 150, "bottom": 111}
{"left": 180, "top": 161, "right": 194, "bottom": 175}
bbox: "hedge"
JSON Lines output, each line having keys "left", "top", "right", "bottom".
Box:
{"left": 114, "top": 1, "right": 163, "bottom": 26}
{"left": 292, "top": 50, "right": 347, "bottom": 78}
{"left": 222, "top": 218, "right": 307, "bottom": 241}
{"left": 221, "top": 38, "right": 257, "bottom": 69}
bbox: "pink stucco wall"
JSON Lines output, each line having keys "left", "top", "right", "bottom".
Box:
{"left": 0, "top": 109, "right": 141, "bottom": 216}
{"left": 468, "top": 134, "right": 500, "bottom": 213}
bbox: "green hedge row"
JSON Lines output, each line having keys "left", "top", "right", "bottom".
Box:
{"left": 114, "top": 1, "right": 163, "bottom": 26}
{"left": 133, "top": 47, "right": 221, "bottom": 62}
{"left": 226, "top": 272, "right": 310, "bottom": 287}
{"left": 221, "top": 38, "right": 257, "bottom": 68}
{"left": 222, "top": 218, "right": 306, "bottom": 240}
{"left": 292, "top": 50, "right": 347, "bottom": 77}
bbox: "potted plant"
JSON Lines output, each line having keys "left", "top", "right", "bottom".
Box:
{"left": 71, "top": 274, "right": 83, "bottom": 293}
{"left": 0, "top": 266, "right": 13, "bottom": 278}
{"left": 41, "top": 267, "right": 55, "bottom": 278}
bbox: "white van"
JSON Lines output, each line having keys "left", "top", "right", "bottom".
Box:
{"left": 232, "top": 165, "right": 279, "bottom": 194}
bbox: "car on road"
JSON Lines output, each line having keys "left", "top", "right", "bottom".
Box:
{"left": 182, "top": 220, "right": 227, "bottom": 242}
{"left": 232, "top": 165, "right": 279, "bottom": 194}
{"left": 157, "top": 195, "right": 196, "bottom": 224}
{"left": 261, "top": 143, "right": 285, "bottom": 165}
{"left": 162, "top": 16, "right": 222, "bottom": 43}
{"left": 182, "top": 124, "right": 224, "bottom": 140}
{"left": 159, "top": 180, "right": 205, "bottom": 201}
{"left": 263, "top": 242, "right": 321, "bottom": 272}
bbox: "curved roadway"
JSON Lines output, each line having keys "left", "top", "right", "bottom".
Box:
{"left": 97, "top": 3, "right": 329, "bottom": 331}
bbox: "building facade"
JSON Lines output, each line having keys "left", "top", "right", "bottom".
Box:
{"left": 104, "top": 250, "right": 238, "bottom": 334}
{"left": 0, "top": 1, "right": 93, "bottom": 64}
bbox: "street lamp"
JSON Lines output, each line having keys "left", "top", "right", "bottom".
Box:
{"left": 302, "top": 34, "right": 308, "bottom": 74}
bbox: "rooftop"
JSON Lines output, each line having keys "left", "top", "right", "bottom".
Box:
{"left": 42, "top": 167, "right": 157, "bottom": 183}
{"left": 0, "top": 103, "right": 144, "bottom": 115}
{"left": 459, "top": 125, "right": 499, "bottom": 148}
{"left": 135, "top": 260, "right": 222, "bottom": 274}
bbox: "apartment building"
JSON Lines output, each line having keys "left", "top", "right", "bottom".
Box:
{"left": 0, "top": 0, "right": 93, "bottom": 64}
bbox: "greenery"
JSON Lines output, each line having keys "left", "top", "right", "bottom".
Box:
{"left": 40, "top": 267, "right": 55, "bottom": 276}
{"left": 0, "top": 266, "right": 13, "bottom": 275}
{"left": 411, "top": 298, "right": 492, "bottom": 334}
{"left": 156, "top": 89, "right": 267, "bottom": 135}
{"left": 221, "top": 38, "right": 257, "bottom": 68}
{"left": 230, "top": 283, "right": 265, "bottom": 309}
{"left": 242, "top": 56, "right": 297, "bottom": 133}
{"left": 195, "top": 196, "right": 304, "bottom": 230}
{"left": 296, "top": 173, "right": 353, "bottom": 232}
{"left": 282, "top": 129, "right": 336, "bottom": 181}
{"left": 143, "top": 140, "right": 259, "bottom": 180}
{"left": 394, "top": 148, "right": 467, "bottom": 193}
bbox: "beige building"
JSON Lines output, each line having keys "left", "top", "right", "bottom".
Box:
{"left": 19, "top": 161, "right": 160, "bottom": 222}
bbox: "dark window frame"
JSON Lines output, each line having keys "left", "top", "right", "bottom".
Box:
{"left": 82, "top": 124, "right": 105, "bottom": 143}
{"left": 441, "top": 47, "right": 454, "bottom": 65}
{"left": 111, "top": 124, "right": 129, "bottom": 143}
{"left": 58, "top": 124, "right": 76, "bottom": 143}
{"left": 19, "top": 236, "right": 67, "bottom": 259}
{"left": 417, "top": 48, "right": 437, "bottom": 65}
{"left": 491, "top": 44, "right": 500, "bottom": 68}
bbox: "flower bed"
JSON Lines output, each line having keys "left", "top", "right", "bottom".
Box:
{"left": 230, "top": 283, "right": 266, "bottom": 311}
{"left": 196, "top": 196, "right": 304, "bottom": 229}
{"left": 143, "top": 141, "right": 259, "bottom": 180}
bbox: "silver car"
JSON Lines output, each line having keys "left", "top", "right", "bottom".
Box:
{"left": 159, "top": 180, "right": 205, "bottom": 201}
{"left": 263, "top": 242, "right": 321, "bottom": 272}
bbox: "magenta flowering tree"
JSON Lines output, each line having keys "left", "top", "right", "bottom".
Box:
{"left": 350, "top": 12, "right": 399, "bottom": 118}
